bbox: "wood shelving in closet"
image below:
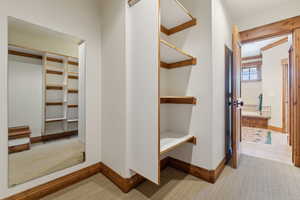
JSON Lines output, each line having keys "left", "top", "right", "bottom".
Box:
{"left": 160, "top": 0, "right": 197, "bottom": 35}
{"left": 159, "top": 0, "right": 197, "bottom": 155}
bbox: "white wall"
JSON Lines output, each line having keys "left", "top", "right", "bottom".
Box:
{"left": 211, "top": 0, "right": 233, "bottom": 169}
{"left": 262, "top": 43, "right": 289, "bottom": 128}
{"left": 237, "top": 1, "right": 300, "bottom": 31}
{"left": 100, "top": 0, "right": 128, "bottom": 178}
{"left": 8, "top": 55, "right": 43, "bottom": 137}
{"left": 241, "top": 81, "right": 262, "bottom": 105}
{"left": 0, "top": 0, "right": 101, "bottom": 198}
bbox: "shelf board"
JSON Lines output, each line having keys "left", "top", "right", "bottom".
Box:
{"left": 160, "top": 131, "right": 196, "bottom": 155}
{"left": 67, "top": 119, "right": 78, "bottom": 123}
{"left": 160, "top": 40, "right": 196, "bottom": 69}
{"left": 161, "top": 0, "right": 196, "bottom": 35}
{"left": 160, "top": 96, "right": 197, "bottom": 104}
{"left": 46, "top": 69, "right": 63, "bottom": 75}
{"left": 68, "top": 75, "right": 78, "bottom": 80}
{"left": 8, "top": 126, "right": 31, "bottom": 140}
{"left": 68, "top": 104, "right": 78, "bottom": 108}
{"left": 46, "top": 102, "right": 64, "bottom": 106}
{"left": 68, "top": 89, "right": 78, "bottom": 93}
{"left": 45, "top": 118, "right": 66, "bottom": 123}
{"left": 46, "top": 85, "right": 64, "bottom": 90}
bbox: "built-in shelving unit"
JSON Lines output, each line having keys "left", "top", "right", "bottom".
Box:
{"left": 160, "top": 39, "right": 196, "bottom": 69}
{"left": 42, "top": 51, "right": 79, "bottom": 137}
{"left": 159, "top": 0, "right": 197, "bottom": 156}
{"left": 160, "top": 0, "right": 197, "bottom": 35}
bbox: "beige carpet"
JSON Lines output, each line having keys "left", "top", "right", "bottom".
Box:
{"left": 42, "top": 155, "right": 300, "bottom": 200}
{"left": 9, "top": 138, "right": 85, "bottom": 187}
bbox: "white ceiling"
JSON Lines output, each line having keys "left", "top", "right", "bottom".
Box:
{"left": 242, "top": 35, "right": 292, "bottom": 57}
{"left": 224, "top": 0, "right": 298, "bottom": 21}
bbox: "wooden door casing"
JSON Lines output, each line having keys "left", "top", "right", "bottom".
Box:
{"left": 232, "top": 25, "right": 242, "bottom": 169}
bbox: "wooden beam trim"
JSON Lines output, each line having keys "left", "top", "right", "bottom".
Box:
{"left": 261, "top": 37, "right": 288, "bottom": 51}
{"left": 241, "top": 61, "right": 262, "bottom": 67}
{"left": 242, "top": 55, "right": 262, "bottom": 61}
{"left": 240, "top": 15, "right": 300, "bottom": 43}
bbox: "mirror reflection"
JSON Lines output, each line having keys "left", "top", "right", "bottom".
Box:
{"left": 8, "top": 17, "right": 86, "bottom": 187}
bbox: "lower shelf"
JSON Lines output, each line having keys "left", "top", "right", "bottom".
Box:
{"left": 160, "top": 131, "right": 196, "bottom": 155}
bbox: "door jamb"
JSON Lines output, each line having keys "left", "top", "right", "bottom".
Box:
{"left": 237, "top": 18, "right": 300, "bottom": 166}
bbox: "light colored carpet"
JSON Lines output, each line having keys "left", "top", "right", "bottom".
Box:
{"left": 42, "top": 155, "right": 300, "bottom": 200}
{"left": 9, "top": 138, "right": 85, "bottom": 187}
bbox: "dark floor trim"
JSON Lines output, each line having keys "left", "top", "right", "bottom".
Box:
{"left": 3, "top": 157, "right": 226, "bottom": 199}
{"left": 30, "top": 131, "right": 78, "bottom": 144}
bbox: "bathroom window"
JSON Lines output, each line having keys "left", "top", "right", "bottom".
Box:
{"left": 241, "top": 66, "right": 261, "bottom": 82}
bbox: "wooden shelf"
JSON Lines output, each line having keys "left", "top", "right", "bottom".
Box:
{"left": 45, "top": 118, "right": 66, "bottom": 123}
{"left": 46, "top": 102, "right": 64, "bottom": 106}
{"left": 68, "top": 104, "right": 78, "bottom": 108}
{"left": 160, "top": 40, "right": 196, "bottom": 69}
{"left": 68, "top": 89, "right": 78, "bottom": 93}
{"left": 46, "top": 85, "right": 64, "bottom": 90}
{"left": 8, "top": 126, "right": 31, "bottom": 140}
{"left": 160, "top": 96, "right": 197, "bottom": 104}
{"left": 46, "top": 69, "right": 63, "bottom": 75}
{"left": 160, "top": 131, "right": 196, "bottom": 155}
{"left": 161, "top": 0, "right": 196, "bottom": 35}
{"left": 68, "top": 75, "right": 78, "bottom": 80}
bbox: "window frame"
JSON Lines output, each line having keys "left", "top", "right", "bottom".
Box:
{"left": 241, "top": 65, "right": 262, "bottom": 82}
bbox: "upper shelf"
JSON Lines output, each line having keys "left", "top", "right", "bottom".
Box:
{"left": 161, "top": 0, "right": 196, "bottom": 35}
{"left": 160, "top": 40, "right": 196, "bottom": 69}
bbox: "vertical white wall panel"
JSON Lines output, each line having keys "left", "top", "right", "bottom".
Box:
{"left": 127, "top": 0, "right": 160, "bottom": 184}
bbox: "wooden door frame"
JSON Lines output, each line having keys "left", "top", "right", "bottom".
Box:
{"left": 232, "top": 25, "right": 242, "bottom": 168}
{"left": 237, "top": 15, "right": 300, "bottom": 167}
{"left": 282, "top": 59, "right": 289, "bottom": 133}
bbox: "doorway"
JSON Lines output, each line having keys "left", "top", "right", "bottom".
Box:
{"left": 230, "top": 17, "right": 300, "bottom": 168}
{"left": 240, "top": 35, "right": 292, "bottom": 164}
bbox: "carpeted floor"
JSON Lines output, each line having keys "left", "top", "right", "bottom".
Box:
{"left": 9, "top": 138, "right": 85, "bottom": 187}
{"left": 42, "top": 155, "right": 300, "bottom": 200}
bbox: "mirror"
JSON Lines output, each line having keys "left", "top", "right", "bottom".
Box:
{"left": 7, "top": 17, "right": 86, "bottom": 187}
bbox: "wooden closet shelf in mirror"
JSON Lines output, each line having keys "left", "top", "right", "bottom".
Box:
{"left": 161, "top": 0, "right": 197, "bottom": 35}
{"left": 46, "top": 85, "right": 64, "bottom": 90}
{"left": 160, "top": 131, "right": 196, "bottom": 155}
{"left": 160, "top": 96, "right": 197, "bottom": 104}
{"left": 45, "top": 118, "right": 66, "bottom": 123}
{"left": 68, "top": 75, "right": 78, "bottom": 79}
{"left": 67, "top": 119, "right": 78, "bottom": 123}
{"left": 160, "top": 40, "right": 196, "bottom": 69}
{"left": 68, "top": 89, "right": 78, "bottom": 93}
{"left": 46, "top": 69, "right": 63, "bottom": 75}
{"left": 46, "top": 102, "right": 64, "bottom": 106}
{"left": 68, "top": 104, "right": 78, "bottom": 108}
